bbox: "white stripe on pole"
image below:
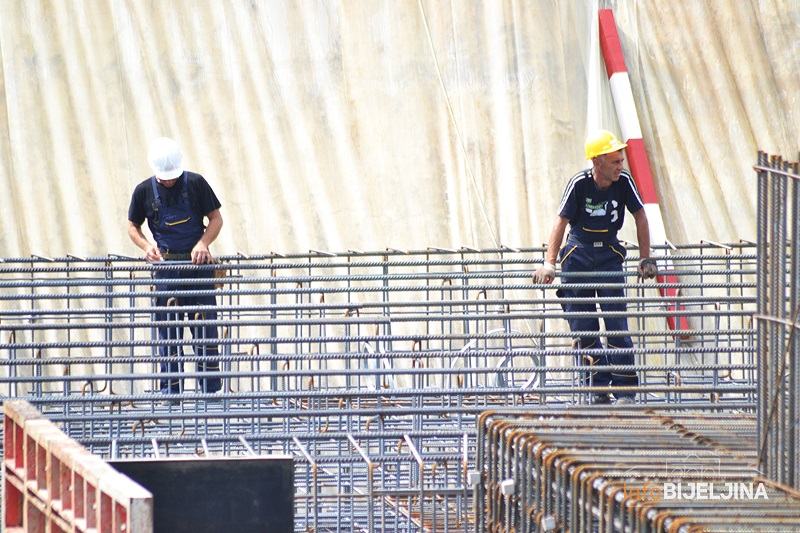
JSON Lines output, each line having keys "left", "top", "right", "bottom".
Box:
{"left": 608, "top": 73, "right": 643, "bottom": 141}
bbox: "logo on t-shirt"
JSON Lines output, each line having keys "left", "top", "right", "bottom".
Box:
{"left": 584, "top": 199, "right": 620, "bottom": 223}
{"left": 585, "top": 199, "right": 608, "bottom": 217}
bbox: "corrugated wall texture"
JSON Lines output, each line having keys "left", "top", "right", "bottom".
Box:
{"left": 0, "top": 0, "right": 797, "bottom": 258}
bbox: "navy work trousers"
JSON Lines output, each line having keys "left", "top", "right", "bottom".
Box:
{"left": 557, "top": 239, "right": 638, "bottom": 397}
{"left": 154, "top": 266, "right": 222, "bottom": 394}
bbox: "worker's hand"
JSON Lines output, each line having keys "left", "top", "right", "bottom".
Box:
{"left": 191, "top": 243, "right": 213, "bottom": 264}
{"left": 145, "top": 244, "right": 163, "bottom": 262}
{"left": 533, "top": 263, "right": 556, "bottom": 284}
{"left": 638, "top": 257, "right": 658, "bottom": 280}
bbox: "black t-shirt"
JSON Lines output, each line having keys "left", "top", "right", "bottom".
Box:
{"left": 557, "top": 168, "right": 644, "bottom": 241}
{"left": 128, "top": 172, "right": 222, "bottom": 236}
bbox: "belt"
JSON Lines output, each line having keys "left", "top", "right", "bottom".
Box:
{"left": 567, "top": 238, "right": 618, "bottom": 248}
{"left": 162, "top": 252, "right": 192, "bottom": 260}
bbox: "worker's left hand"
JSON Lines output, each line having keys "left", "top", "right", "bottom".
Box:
{"left": 533, "top": 263, "right": 556, "bottom": 284}
{"left": 191, "top": 243, "right": 213, "bottom": 264}
{"left": 638, "top": 257, "right": 658, "bottom": 279}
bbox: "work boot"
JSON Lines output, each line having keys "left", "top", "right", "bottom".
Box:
{"left": 590, "top": 393, "right": 612, "bottom": 405}
{"left": 615, "top": 396, "right": 635, "bottom": 406}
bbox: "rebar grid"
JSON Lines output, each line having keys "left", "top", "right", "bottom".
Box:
{"left": 754, "top": 153, "right": 800, "bottom": 488}
{"left": 0, "top": 242, "right": 757, "bottom": 531}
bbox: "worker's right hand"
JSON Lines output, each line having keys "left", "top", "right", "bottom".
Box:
{"left": 533, "top": 263, "right": 556, "bottom": 284}
{"left": 145, "top": 244, "right": 163, "bottom": 262}
{"left": 638, "top": 257, "right": 658, "bottom": 280}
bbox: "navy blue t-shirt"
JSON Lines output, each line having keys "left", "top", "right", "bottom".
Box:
{"left": 128, "top": 172, "right": 221, "bottom": 236}
{"left": 557, "top": 169, "right": 644, "bottom": 242}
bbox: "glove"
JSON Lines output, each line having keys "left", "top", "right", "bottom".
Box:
{"left": 533, "top": 263, "right": 556, "bottom": 284}
{"left": 638, "top": 257, "right": 658, "bottom": 280}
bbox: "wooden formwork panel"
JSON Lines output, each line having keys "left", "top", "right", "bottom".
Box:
{"left": 3, "top": 400, "right": 153, "bottom": 533}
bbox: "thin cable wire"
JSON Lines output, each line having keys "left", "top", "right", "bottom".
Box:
{"left": 417, "top": 0, "right": 499, "bottom": 249}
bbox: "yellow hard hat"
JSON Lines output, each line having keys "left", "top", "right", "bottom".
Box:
{"left": 584, "top": 129, "right": 627, "bottom": 160}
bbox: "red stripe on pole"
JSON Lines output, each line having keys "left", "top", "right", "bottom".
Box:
{"left": 624, "top": 139, "right": 658, "bottom": 204}
{"left": 659, "top": 273, "right": 685, "bottom": 333}
{"left": 598, "top": 10, "right": 627, "bottom": 75}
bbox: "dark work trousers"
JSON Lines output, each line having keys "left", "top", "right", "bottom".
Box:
{"left": 154, "top": 266, "right": 222, "bottom": 394}
{"left": 556, "top": 239, "right": 638, "bottom": 398}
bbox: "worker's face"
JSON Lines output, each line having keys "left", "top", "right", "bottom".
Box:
{"left": 594, "top": 151, "right": 625, "bottom": 186}
{"left": 156, "top": 177, "right": 179, "bottom": 188}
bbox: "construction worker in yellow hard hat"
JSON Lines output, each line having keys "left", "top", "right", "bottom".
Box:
{"left": 533, "top": 129, "right": 657, "bottom": 406}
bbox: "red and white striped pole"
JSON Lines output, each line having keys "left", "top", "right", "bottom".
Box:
{"left": 598, "top": 8, "right": 689, "bottom": 333}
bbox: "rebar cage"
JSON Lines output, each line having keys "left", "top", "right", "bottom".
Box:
{"left": 0, "top": 239, "right": 757, "bottom": 531}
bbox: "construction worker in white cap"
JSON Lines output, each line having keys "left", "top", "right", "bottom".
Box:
{"left": 533, "top": 130, "right": 657, "bottom": 406}
{"left": 127, "top": 137, "right": 224, "bottom": 401}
